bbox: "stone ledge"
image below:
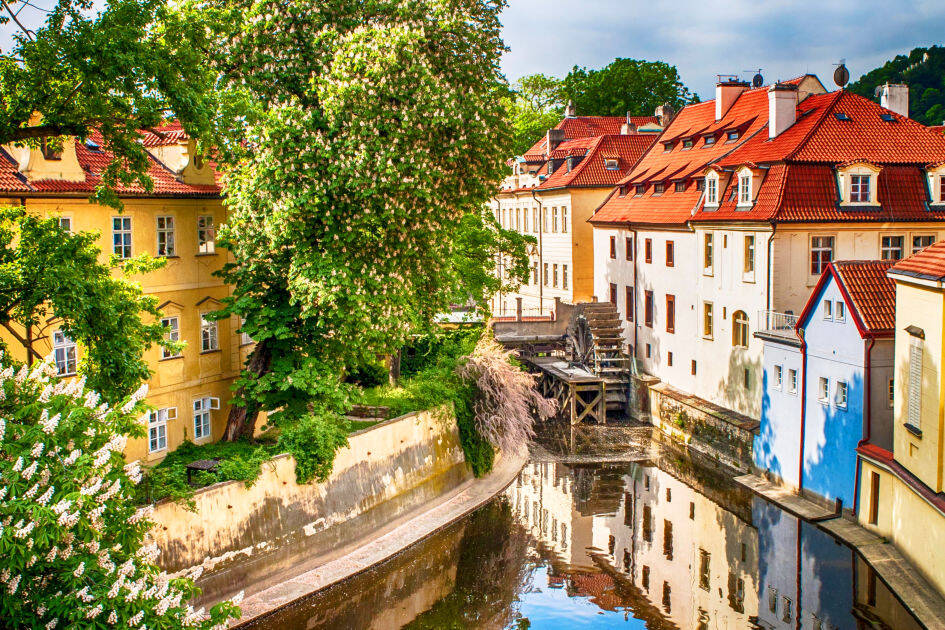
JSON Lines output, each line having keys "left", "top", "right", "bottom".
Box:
{"left": 652, "top": 382, "right": 759, "bottom": 432}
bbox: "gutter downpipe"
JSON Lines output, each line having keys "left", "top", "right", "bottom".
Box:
{"left": 855, "top": 336, "right": 876, "bottom": 516}
{"left": 631, "top": 227, "right": 639, "bottom": 357}
{"left": 491, "top": 194, "right": 504, "bottom": 316}
{"left": 531, "top": 189, "right": 545, "bottom": 316}
{"left": 798, "top": 330, "right": 808, "bottom": 493}
{"left": 766, "top": 222, "right": 777, "bottom": 312}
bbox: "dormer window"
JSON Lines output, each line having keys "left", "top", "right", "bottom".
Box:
{"left": 604, "top": 158, "right": 619, "bottom": 171}
{"left": 634, "top": 184, "right": 646, "bottom": 197}
{"left": 926, "top": 167, "right": 945, "bottom": 204}
{"left": 850, "top": 174, "right": 871, "bottom": 203}
{"left": 705, "top": 174, "right": 719, "bottom": 205}
{"left": 662, "top": 142, "right": 674, "bottom": 152}
{"left": 704, "top": 135, "right": 716, "bottom": 147}
{"left": 838, "top": 163, "right": 881, "bottom": 206}
{"left": 696, "top": 178, "right": 706, "bottom": 192}
{"left": 726, "top": 130, "right": 740, "bottom": 142}
{"left": 738, "top": 171, "right": 752, "bottom": 206}
{"left": 40, "top": 138, "right": 62, "bottom": 161}
{"left": 675, "top": 181, "right": 686, "bottom": 192}
{"left": 682, "top": 138, "right": 694, "bottom": 150}
{"left": 653, "top": 182, "right": 665, "bottom": 195}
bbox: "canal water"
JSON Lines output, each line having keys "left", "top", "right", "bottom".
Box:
{"left": 243, "top": 425, "right": 926, "bottom": 630}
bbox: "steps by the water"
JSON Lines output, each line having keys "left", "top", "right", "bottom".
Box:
{"left": 579, "top": 302, "right": 632, "bottom": 417}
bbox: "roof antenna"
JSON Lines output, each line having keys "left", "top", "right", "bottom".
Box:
{"left": 744, "top": 69, "right": 764, "bottom": 88}
{"left": 833, "top": 59, "right": 850, "bottom": 89}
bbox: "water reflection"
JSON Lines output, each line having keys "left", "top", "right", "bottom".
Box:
{"left": 243, "top": 450, "right": 925, "bottom": 630}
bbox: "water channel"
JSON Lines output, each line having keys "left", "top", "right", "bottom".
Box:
{"left": 242, "top": 425, "right": 926, "bottom": 630}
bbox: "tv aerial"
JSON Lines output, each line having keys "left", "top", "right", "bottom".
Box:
{"left": 744, "top": 69, "right": 764, "bottom": 88}
{"left": 834, "top": 59, "right": 850, "bottom": 88}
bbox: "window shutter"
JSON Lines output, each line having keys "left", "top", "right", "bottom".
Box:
{"left": 210, "top": 397, "right": 221, "bottom": 410}
{"left": 167, "top": 408, "right": 178, "bottom": 420}
{"left": 908, "top": 342, "right": 923, "bottom": 427}
{"left": 194, "top": 399, "right": 203, "bottom": 412}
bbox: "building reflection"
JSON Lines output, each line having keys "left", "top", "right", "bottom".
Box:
{"left": 507, "top": 457, "right": 920, "bottom": 630}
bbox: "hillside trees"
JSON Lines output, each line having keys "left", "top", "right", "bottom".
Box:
{"left": 848, "top": 45, "right": 945, "bottom": 125}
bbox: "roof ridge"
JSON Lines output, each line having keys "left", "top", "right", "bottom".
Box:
{"left": 784, "top": 90, "right": 843, "bottom": 161}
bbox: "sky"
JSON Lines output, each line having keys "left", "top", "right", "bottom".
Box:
{"left": 499, "top": 0, "right": 945, "bottom": 100}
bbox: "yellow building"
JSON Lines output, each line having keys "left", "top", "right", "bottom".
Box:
{"left": 857, "top": 240, "right": 945, "bottom": 594}
{"left": 0, "top": 124, "right": 250, "bottom": 462}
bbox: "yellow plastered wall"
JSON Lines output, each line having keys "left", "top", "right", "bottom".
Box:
{"left": 892, "top": 281, "right": 945, "bottom": 492}
{"left": 568, "top": 188, "right": 613, "bottom": 302}
{"left": 0, "top": 195, "right": 248, "bottom": 463}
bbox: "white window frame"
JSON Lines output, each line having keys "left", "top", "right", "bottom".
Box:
{"left": 148, "top": 407, "right": 176, "bottom": 453}
{"left": 52, "top": 330, "right": 77, "bottom": 376}
{"left": 705, "top": 174, "right": 719, "bottom": 206}
{"left": 839, "top": 163, "right": 881, "bottom": 206}
{"left": 773, "top": 365, "right": 783, "bottom": 389}
{"left": 737, "top": 170, "right": 752, "bottom": 206}
{"left": 552, "top": 207, "right": 559, "bottom": 233}
{"left": 532, "top": 208, "right": 539, "bottom": 232}
{"left": 881, "top": 235, "right": 904, "bottom": 261}
{"left": 913, "top": 235, "right": 936, "bottom": 254}
{"left": 823, "top": 300, "right": 833, "bottom": 321}
{"left": 788, "top": 369, "right": 798, "bottom": 395}
{"left": 561, "top": 207, "right": 568, "bottom": 234}
{"left": 200, "top": 314, "right": 219, "bottom": 352}
{"left": 849, "top": 174, "right": 871, "bottom": 203}
{"left": 703, "top": 302, "right": 714, "bottom": 339}
{"left": 835, "top": 381, "right": 848, "bottom": 409}
{"left": 161, "top": 316, "right": 181, "bottom": 359}
{"left": 835, "top": 301, "right": 846, "bottom": 322}
{"left": 193, "top": 397, "right": 219, "bottom": 440}
{"left": 703, "top": 233, "right": 714, "bottom": 276}
{"left": 58, "top": 216, "right": 72, "bottom": 233}
{"left": 562, "top": 264, "right": 569, "bottom": 290}
{"left": 197, "top": 215, "right": 216, "bottom": 254}
{"left": 810, "top": 236, "right": 835, "bottom": 276}
{"left": 888, "top": 377, "right": 895, "bottom": 409}
{"left": 818, "top": 377, "right": 830, "bottom": 404}
{"left": 928, "top": 168, "right": 945, "bottom": 204}
{"left": 156, "top": 216, "right": 176, "bottom": 257}
{"left": 112, "top": 216, "right": 132, "bottom": 259}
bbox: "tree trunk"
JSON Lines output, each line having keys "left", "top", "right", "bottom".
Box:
{"left": 223, "top": 339, "right": 273, "bottom": 442}
{"left": 388, "top": 348, "right": 401, "bottom": 387}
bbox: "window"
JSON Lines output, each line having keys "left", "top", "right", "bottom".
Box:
{"left": 789, "top": 369, "right": 798, "bottom": 394}
{"left": 562, "top": 264, "right": 569, "bottom": 290}
{"left": 644, "top": 291, "right": 654, "bottom": 327}
{"left": 609, "top": 283, "right": 617, "bottom": 306}
{"left": 240, "top": 317, "right": 253, "bottom": 346}
{"left": 552, "top": 207, "right": 559, "bottom": 233}
{"left": 699, "top": 550, "right": 711, "bottom": 591}
{"left": 665, "top": 295, "right": 675, "bottom": 333}
{"left": 836, "top": 381, "right": 848, "bottom": 408}
{"left": 625, "top": 237, "right": 633, "bottom": 261}
{"left": 193, "top": 397, "right": 219, "bottom": 440}
{"left": 703, "top": 302, "right": 714, "bottom": 338}
{"left": 662, "top": 142, "right": 673, "bottom": 152}
{"left": 726, "top": 130, "right": 740, "bottom": 142}
{"left": 888, "top": 377, "right": 895, "bottom": 408}
{"left": 704, "top": 233, "right": 714, "bottom": 272}
{"left": 532, "top": 209, "right": 539, "bottom": 232}
{"left": 161, "top": 316, "right": 181, "bottom": 359}
{"left": 515, "top": 208, "right": 521, "bottom": 231}
{"left": 667, "top": 351, "right": 673, "bottom": 366}
{"left": 738, "top": 174, "right": 751, "bottom": 205}
{"left": 156, "top": 216, "right": 176, "bottom": 257}
{"left": 674, "top": 181, "right": 686, "bottom": 192}
{"left": 645, "top": 239, "right": 652, "bottom": 263}
{"left": 908, "top": 338, "right": 923, "bottom": 429}
{"left": 691, "top": 360, "right": 697, "bottom": 375}
{"left": 881, "top": 236, "right": 904, "bottom": 260}
{"left": 663, "top": 520, "right": 673, "bottom": 560}
{"left": 732, "top": 311, "right": 749, "bottom": 347}
{"left": 604, "top": 158, "right": 619, "bottom": 170}
{"left": 869, "top": 471, "right": 880, "bottom": 525}
{"left": 609, "top": 236, "right": 617, "bottom": 259}
{"left": 543, "top": 208, "right": 549, "bottom": 232}
{"left": 913, "top": 235, "right": 935, "bottom": 254}
{"left": 941, "top": 177, "right": 945, "bottom": 204}
{"left": 706, "top": 177, "right": 718, "bottom": 204}
{"left": 823, "top": 300, "right": 833, "bottom": 320}
{"left": 58, "top": 216, "right": 72, "bottom": 232}
{"left": 112, "top": 216, "right": 132, "bottom": 259}
{"left": 665, "top": 241, "right": 674, "bottom": 267}
{"left": 642, "top": 505, "right": 652, "bottom": 542}
{"left": 642, "top": 565, "right": 650, "bottom": 590}
{"left": 818, "top": 377, "right": 829, "bottom": 403}
{"left": 836, "top": 301, "right": 846, "bottom": 322}
{"left": 774, "top": 365, "right": 783, "bottom": 389}
{"left": 531, "top": 262, "right": 538, "bottom": 285}
{"left": 696, "top": 178, "right": 706, "bottom": 191}
{"left": 654, "top": 182, "right": 665, "bottom": 195}
{"left": 782, "top": 597, "right": 793, "bottom": 623}
{"left": 646, "top": 343, "right": 652, "bottom": 358}
{"left": 634, "top": 184, "right": 646, "bottom": 196}
{"left": 625, "top": 287, "right": 634, "bottom": 322}
{"left": 810, "top": 236, "right": 834, "bottom": 275}
{"left": 543, "top": 263, "right": 549, "bottom": 286}
{"left": 743, "top": 235, "right": 755, "bottom": 273}
{"left": 704, "top": 135, "right": 716, "bottom": 146}
{"left": 200, "top": 314, "right": 218, "bottom": 352}
{"left": 561, "top": 207, "right": 568, "bottom": 233}
{"left": 682, "top": 138, "right": 694, "bottom": 150}
{"left": 552, "top": 264, "right": 559, "bottom": 288}
{"left": 744, "top": 368, "right": 750, "bottom": 389}
{"left": 149, "top": 408, "right": 175, "bottom": 453}
{"left": 52, "top": 330, "right": 77, "bottom": 376}
{"left": 850, "top": 174, "right": 871, "bottom": 203}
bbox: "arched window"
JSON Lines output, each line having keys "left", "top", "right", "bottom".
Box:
{"left": 733, "top": 310, "right": 749, "bottom": 348}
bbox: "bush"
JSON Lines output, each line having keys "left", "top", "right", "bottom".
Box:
{"left": 400, "top": 327, "right": 482, "bottom": 377}
{"left": 346, "top": 359, "right": 388, "bottom": 388}
{"left": 277, "top": 411, "right": 350, "bottom": 484}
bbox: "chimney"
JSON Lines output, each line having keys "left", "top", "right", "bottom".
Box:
{"left": 564, "top": 100, "right": 576, "bottom": 118}
{"left": 768, "top": 83, "right": 799, "bottom": 139}
{"left": 880, "top": 83, "right": 909, "bottom": 118}
{"left": 546, "top": 128, "right": 565, "bottom": 154}
{"left": 621, "top": 112, "right": 638, "bottom": 135}
{"left": 715, "top": 79, "right": 750, "bottom": 121}
{"left": 655, "top": 103, "right": 675, "bottom": 128}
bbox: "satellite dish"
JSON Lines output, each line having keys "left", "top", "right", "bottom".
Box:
{"left": 752, "top": 73, "right": 764, "bottom": 88}
{"left": 834, "top": 63, "right": 850, "bottom": 88}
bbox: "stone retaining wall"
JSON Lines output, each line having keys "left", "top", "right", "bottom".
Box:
{"left": 149, "top": 407, "right": 469, "bottom": 603}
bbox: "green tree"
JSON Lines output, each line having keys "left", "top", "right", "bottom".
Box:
{"left": 848, "top": 46, "right": 945, "bottom": 125}
{"left": 505, "top": 74, "right": 565, "bottom": 156}
{"left": 560, "top": 58, "right": 697, "bottom": 118}
{"left": 210, "top": 0, "right": 517, "bottom": 441}
{"left": 0, "top": 207, "right": 170, "bottom": 402}
{"left": 0, "top": 361, "right": 240, "bottom": 627}
{"left": 0, "top": 0, "right": 220, "bottom": 208}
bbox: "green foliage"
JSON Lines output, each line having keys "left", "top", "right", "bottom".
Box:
{"left": 0, "top": 0, "right": 222, "bottom": 208}
{"left": 0, "top": 362, "right": 239, "bottom": 626}
{"left": 504, "top": 73, "right": 566, "bottom": 155}
{"left": 346, "top": 359, "right": 389, "bottom": 388}
{"left": 560, "top": 58, "right": 699, "bottom": 118}
{"left": 848, "top": 46, "right": 945, "bottom": 125}
{"left": 0, "top": 207, "right": 168, "bottom": 402}
{"left": 453, "top": 381, "right": 495, "bottom": 477}
{"left": 401, "top": 327, "right": 483, "bottom": 377}
{"left": 137, "top": 438, "right": 280, "bottom": 506}
{"left": 277, "top": 411, "right": 350, "bottom": 484}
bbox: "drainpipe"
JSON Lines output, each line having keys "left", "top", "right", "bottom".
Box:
{"left": 531, "top": 189, "right": 545, "bottom": 316}
{"left": 630, "top": 227, "right": 639, "bottom": 358}
{"left": 766, "top": 223, "right": 777, "bottom": 312}
{"left": 855, "top": 336, "right": 876, "bottom": 516}
{"left": 797, "top": 332, "right": 808, "bottom": 492}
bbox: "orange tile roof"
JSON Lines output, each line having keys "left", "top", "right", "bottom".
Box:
{"left": 523, "top": 115, "right": 659, "bottom": 160}
{"left": 890, "top": 239, "right": 945, "bottom": 282}
{"left": 537, "top": 134, "right": 656, "bottom": 190}
{"left": 0, "top": 130, "right": 220, "bottom": 198}
{"left": 832, "top": 260, "right": 897, "bottom": 335}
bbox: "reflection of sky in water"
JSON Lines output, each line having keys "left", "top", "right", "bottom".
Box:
{"left": 513, "top": 565, "right": 648, "bottom": 629}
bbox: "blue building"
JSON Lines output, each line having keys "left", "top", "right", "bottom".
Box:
{"left": 754, "top": 261, "right": 895, "bottom": 510}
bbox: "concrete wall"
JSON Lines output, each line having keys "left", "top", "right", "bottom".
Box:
{"left": 754, "top": 338, "right": 803, "bottom": 489}
{"left": 149, "top": 407, "right": 470, "bottom": 602}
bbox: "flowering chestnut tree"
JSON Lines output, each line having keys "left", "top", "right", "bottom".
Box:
{"left": 211, "top": 0, "right": 521, "bottom": 439}
{"left": 0, "top": 359, "right": 239, "bottom": 628}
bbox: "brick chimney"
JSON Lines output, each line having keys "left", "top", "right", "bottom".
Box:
{"left": 564, "top": 100, "right": 576, "bottom": 118}
{"left": 546, "top": 128, "right": 565, "bottom": 154}
{"left": 620, "top": 111, "right": 638, "bottom": 135}
{"left": 716, "top": 79, "right": 750, "bottom": 121}
{"left": 768, "top": 82, "right": 799, "bottom": 139}
{"left": 880, "top": 83, "right": 909, "bottom": 118}
{"left": 655, "top": 103, "right": 675, "bottom": 128}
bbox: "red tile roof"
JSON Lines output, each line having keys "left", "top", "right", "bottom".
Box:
{"left": 0, "top": 130, "right": 220, "bottom": 198}
{"left": 140, "top": 121, "right": 189, "bottom": 147}
{"left": 537, "top": 134, "right": 656, "bottom": 190}
{"left": 523, "top": 115, "right": 659, "bottom": 160}
{"left": 832, "top": 260, "right": 897, "bottom": 335}
{"left": 890, "top": 239, "right": 945, "bottom": 282}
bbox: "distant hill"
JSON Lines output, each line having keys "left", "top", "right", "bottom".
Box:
{"left": 848, "top": 46, "right": 945, "bottom": 126}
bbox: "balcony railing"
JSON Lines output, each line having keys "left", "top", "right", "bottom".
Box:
{"left": 758, "top": 310, "right": 799, "bottom": 336}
